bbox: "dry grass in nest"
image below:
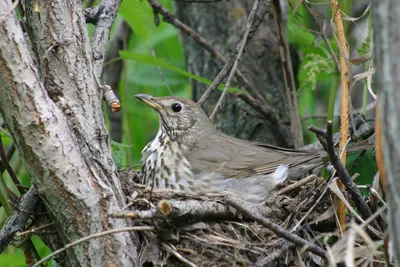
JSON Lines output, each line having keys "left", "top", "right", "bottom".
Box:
{"left": 117, "top": 168, "right": 387, "bottom": 267}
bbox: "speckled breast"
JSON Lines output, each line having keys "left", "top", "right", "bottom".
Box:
{"left": 141, "top": 130, "right": 194, "bottom": 191}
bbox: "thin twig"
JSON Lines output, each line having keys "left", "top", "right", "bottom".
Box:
{"left": 0, "top": 134, "right": 20, "bottom": 186}
{"left": 277, "top": 174, "right": 318, "bottom": 195}
{"left": 32, "top": 226, "right": 155, "bottom": 267}
{"left": 0, "top": 0, "right": 19, "bottom": 20}
{"left": 148, "top": 47, "right": 173, "bottom": 95}
{"left": 236, "top": 92, "right": 280, "bottom": 124}
{"left": 209, "top": 0, "right": 260, "bottom": 119}
{"left": 162, "top": 243, "right": 198, "bottom": 267}
{"left": 226, "top": 195, "right": 327, "bottom": 258}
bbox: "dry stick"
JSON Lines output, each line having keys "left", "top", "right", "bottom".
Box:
{"left": 330, "top": 0, "right": 350, "bottom": 230}
{"left": 162, "top": 243, "right": 198, "bottom": 267}
{"left": 226, "top": 195, "right": 327, "bottom": 258}
{"left": 309, "top": 122, "right": 379, "bottom": 231}
{"left": 32, "top": 226, "right": 155, "bottom": 267}
{"left": 209, "top": 0, "right": 260, "bottom": 119}
{"left": 272, "top": 0, "right": 303, "bottom": 148}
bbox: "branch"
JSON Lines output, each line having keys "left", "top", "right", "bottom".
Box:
{"left": 209, "top": 0, "right": 261, "bottom": 119}
{"left": 308, "top": 122, "right": 377, "bottom": 227}
{"left": 102, "top": 20, "right": 131, "bottom": 141}
{"left": 272, "top": 0, "right": 303, "bottom": 148}
{"left": 197, "top": 0, "right": 273, "bottom": 105}
{"left": 0, "top": 187, "right": 40, "bottom": 253}
{"left": 226, "top": 195, "right": 327, "bottom": 258}
{"left": 111, "top": 199, "right": 237, "bottom": 222}
{"left": 148, "top": 0, "right": 269, "bottom": 108}
{"left": 89, "top": 0, "right": 122, "bottom": 78}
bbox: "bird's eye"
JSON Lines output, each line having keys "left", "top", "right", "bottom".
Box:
{"left": 171, "top": 103, "right": 182, "bottom": 112}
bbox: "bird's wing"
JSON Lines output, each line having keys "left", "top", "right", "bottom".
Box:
{"left": 187, "top": 133, "right": 323, "bottom": 178}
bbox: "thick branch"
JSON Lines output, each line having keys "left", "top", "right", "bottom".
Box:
{"left": 0, "top": 188, "right": 40, "bottom": 253}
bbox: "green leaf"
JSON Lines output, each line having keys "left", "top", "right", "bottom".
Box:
{"left": 357, "top": 36, "right": 371, "bottom": 56}
{"left": 111, "top": 141, "right": 131, "bottom": 168}
{"left": 119, "top": 0, "right": 152, "bottom": 40}
{"left": 119, "top": 51, "right": 244, "bottom": 93}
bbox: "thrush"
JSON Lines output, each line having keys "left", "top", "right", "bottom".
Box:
{"left": 136, "top": 94, "right": 343, "bottom": 203}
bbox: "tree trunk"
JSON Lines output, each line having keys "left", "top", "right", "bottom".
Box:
{"left": 0, "top": 1, "right": 137, "bottom": 265}
{"left": 175, "top": 0, "right": 294, "bottom": 147}
{"left": 373, "top": 0, "right": 400, "bottom": 264}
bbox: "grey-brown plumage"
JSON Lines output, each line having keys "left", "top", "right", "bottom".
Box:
{"left": 136, "top": 94, "right": 326, "bottom": 203}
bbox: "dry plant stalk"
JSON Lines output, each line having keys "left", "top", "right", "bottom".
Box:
{"left": 330, "top": 0, "right": 350, "bottom": 231}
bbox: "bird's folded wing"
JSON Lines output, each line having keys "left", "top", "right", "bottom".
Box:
{"left": 187, "top": 133, "right": 323, "bottom": 178}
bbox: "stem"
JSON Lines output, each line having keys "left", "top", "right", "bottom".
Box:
{"left": 330, "top": 0, "right": 350, "bottom": 231}
{"left": 0, "top": 172, "right": 13, "bottom": 215}
{"left": 327, "top": 74, "right": 339, "bottom": 121}
{"left": 362, "top": 10, "right": 373, "bottom": 116}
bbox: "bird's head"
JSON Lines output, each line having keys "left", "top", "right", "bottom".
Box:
{"left": 135, "top": 94, "right": 215, "bottom": 143}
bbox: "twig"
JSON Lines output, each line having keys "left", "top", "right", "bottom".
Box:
{"left": 162, "top": 243, "right": 198, "bottom": 267}
{"left": 16, "top": 223, "right": 53, "bottom": 237}
{"left": 226, "top": 195, "right": 327, "bottom": 258}
{"left": 32, "top": 226, "right": 155, "bottom": 267}
{"left": 309, "top": 122, "right": 377, "bottom": 227}
{"left": 148, "top": 47, "right": 173, "bottom": 95}
{"left": 0, "top": 187, "right": 40, "bottom": 253}
{"left": 0, "top": 134, "right": 20, "bottom": 186}
{"left": 236, "top": 92, "right": 280, "bottom": 124}
{"left": 256, "top": 240, "right": 295, "bottom": 266}
{"left": 277, "top": 174, "right": 318, "bottom": 195}
{"left": 209, "top": 0, "right": 260, "bottom": 119}
{"left": 272, "top": 0, "right": 303, "bottom": 148}
{"left": 103, "top": 20, "right": 131, "bottom": 140}
{"left": 0, "top": 0, "right": 19, "bottom": 20}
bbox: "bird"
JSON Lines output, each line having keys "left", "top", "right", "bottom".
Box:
{"left": 135, "top": 94, "right": 355, "bottom": 203}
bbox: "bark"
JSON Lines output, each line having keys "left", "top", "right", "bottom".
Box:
{"left": 175, "top": 0, "right": 293, "bottom": 147}
{"left": 373, "top": 0, "right": 400, "bottom": 265}
{"left": 0, "top": 1, "right": 137, "bottom": 266}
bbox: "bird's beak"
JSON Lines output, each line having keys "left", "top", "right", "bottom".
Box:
{"left": 135, "top": 94, "right": 163, "bottom": 111}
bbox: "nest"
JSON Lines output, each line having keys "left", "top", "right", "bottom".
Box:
{"left": 117, "top": 168, "right": 386, "bottom": 267}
